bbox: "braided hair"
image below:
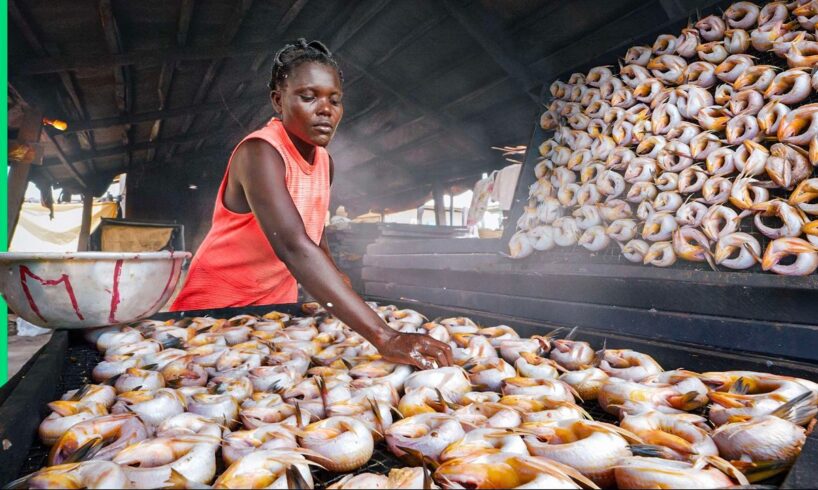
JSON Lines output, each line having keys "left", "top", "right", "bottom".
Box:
{"left": 268, "top": 38, "right": 343, "bottom": 92}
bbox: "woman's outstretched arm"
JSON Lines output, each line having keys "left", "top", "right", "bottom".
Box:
{"left": 233, "top": 139, "right": 453, "bottom": 369}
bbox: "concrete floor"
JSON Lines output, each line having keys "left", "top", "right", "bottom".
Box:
{"left": 7, "top": 332, "right": 52, "bottom": 379}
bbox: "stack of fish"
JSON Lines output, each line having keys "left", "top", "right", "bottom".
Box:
{"left": 511, "top": 0, "right": 818, "bottom": 276}
{"left": 16, "top": 302, "right": 818, "bottom": 488}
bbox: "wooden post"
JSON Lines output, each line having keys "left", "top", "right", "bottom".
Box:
{"left": 77, "top": 190, "right": 94, "bottom": 252}
{"left": 449, "top": 189, "right": 455, "bottom": 227}
{"left": 8, "top": 109, "right": 43, "bottom": 246}
{"left": 432, "top": 185, "right": 445, "bottom": 226}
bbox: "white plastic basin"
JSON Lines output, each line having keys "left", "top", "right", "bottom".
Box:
{"left": 0, "top": 251, "right": 190, "bottom": 329}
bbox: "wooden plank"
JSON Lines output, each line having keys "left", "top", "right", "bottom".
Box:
{"left": 432, "top": 185, "right": 446, "bottom": 226}
{"left": 77, "top": 191, "right": 94, "bottom": 252}
{"left": 366, "top": 238, "right": 500, "bottom": 255}
{"left": 784, "top": 431, "right": 818, "bottom": 488}
{"left": 8, "top": 109, "right": 43, "bottom": 245}
{"left": 367, "top": 295, "right": 818, "bottom": 378}
{"left": 362, "top": 264, "right": 818, "bottom": 324}
{"left": 0, "top": 332, "right": 67, "bottom": 485}
{"left": 363, "top": 282, "right": 818, "bottom": 362}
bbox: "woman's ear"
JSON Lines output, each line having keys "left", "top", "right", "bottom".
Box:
{"left": 270, "top": 90, "right": 283, "bottom": 114}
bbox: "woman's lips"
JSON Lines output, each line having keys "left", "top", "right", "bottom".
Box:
{"left": 313, "top": 124, "right": 333, "bottom": 134}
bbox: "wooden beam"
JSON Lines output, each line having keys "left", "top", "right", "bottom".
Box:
{"left": 340, "top": 14, "right": 447, "bottom": 92}
{"left": 179, "top": 0, "right": 310, "bottom": 154}
{"left": 8, "top": 83, "right": 88, "bottom": 189}
{"left": 328, "top": 0, "right": 392, "bottom": 51}
{"left": 44, "top": 132, "right": 89, "bottom": 187}
{"left": 165, "top": 0, "right": 254, "bottom": 162}
{"left": 16, "top": 42, "right": 272, "bottom": 75}
{"left": 338, "top": 54, "right": 488, "bottom": 160}
{"left": 440, "top": 0, "right": 539, "bottom": 101}
{"left": 77, "top": 190, "right": 94, "bottom": 252}
{"left": 8, "top": 109, "right": 43, "bottom": 245}
{"left": 277, "top": 0, "right": 309, "bottom": 32}
{"left": 432, "top": 185, "right": 446, "bottom": 226}
{"left": 63, "top": 125, "right": 247, "bottom": 164}
{"left": 60, "top": 92, "right": 266, "bottom": 133}
{"left": 147, "top": 0, "right": 195, "bottom": 162}
{"left": 10, "top": 0, "right": 99, "bottom": 166}
{"left": 98, "top": 0, "right": 131, "bottom": 115}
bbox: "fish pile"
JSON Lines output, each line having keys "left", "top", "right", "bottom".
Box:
{"left": 511, "top": 0, "right": 818, "bottom": 276}
{"left": 15, "top": 302, "right": 818, "bottom": 489}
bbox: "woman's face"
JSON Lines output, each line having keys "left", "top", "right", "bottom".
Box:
{"left": 272, "top": 62, "right": 343, "bottom": 148}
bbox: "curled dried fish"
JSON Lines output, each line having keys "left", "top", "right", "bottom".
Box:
{"left": 765, "top": 68, "right": 812, "bottom": 104}
{"left": 625, "top": 46, "right": 652, "bottom": 66}
{"left": 724, "top": 28, "right": 751, "bottom": 53}
{"left": 697, "top": 41, "right": 728, "bottom": 64}
{"left": 724, "top": 2, "right": 760, "bottom": 29}
{"left": 696, "top": 15, "right": 726, "bottom": 42}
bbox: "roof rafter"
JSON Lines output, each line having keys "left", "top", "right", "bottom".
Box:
{"left": 62, "top": 125, "right": 247, "bottom": 164}
{"left": 164, "top": 0, "right": 254, "bottom": 162}
{"left": 338, "top": 54, "right": 487, "bottom": 160}
{"left": 60, "top": 91, "right": 267, "bottom": 133}
{"left": 440, "top": 0, "right": 539, "bottom": 102}
{"left": 9, "top": 83, "right": 88, "bottom": 188}
{"left": 328, "top": 0, "right": 392, "bottom": 52}
{"left": 98, "top": 0, "right": 133, "bottom": 160}
{"left": 146, "top": 0, "right": 195, "bottom": 162}
{"left": 8, "top": 1, "right": 94, "bottom": 188}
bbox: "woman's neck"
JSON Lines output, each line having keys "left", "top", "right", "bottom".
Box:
{"left": 284, "top": 126, "right": 317, "bottom": 165}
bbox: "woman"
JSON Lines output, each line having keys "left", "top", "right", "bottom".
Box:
{"left": 171, "top": 39, "right": 452, "bottom": 369}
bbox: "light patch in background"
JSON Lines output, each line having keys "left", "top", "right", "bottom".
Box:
{"left": 384, "top": 190, "right": 503, "bottom": 229}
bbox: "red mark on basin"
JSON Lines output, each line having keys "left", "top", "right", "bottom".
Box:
{"left": 136, "top": 259, "right": 180, "bottom": 319}
{"left": 108, "top": 259, "right": 124, "bottom": 323}
{"left": 19, "top": 266, "right": 85, "bottom": 322}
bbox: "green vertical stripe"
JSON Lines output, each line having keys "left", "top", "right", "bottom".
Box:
{"left": 1, "top": 0, "right": 8, "bottom": 384}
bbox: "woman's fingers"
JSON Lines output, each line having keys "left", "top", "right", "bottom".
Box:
{"left": 380, "top": 332, "right": 454, "bottom": 369}
{"left": 421, "top": 338, "right": 453, "bottom": 368}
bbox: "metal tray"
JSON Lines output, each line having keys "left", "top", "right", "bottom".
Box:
{"left": 1, "top": 300, "right": 816, "bottom": 488}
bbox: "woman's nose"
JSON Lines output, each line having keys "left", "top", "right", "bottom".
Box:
{"left": 316, "top": 99, "right": 332, "bottom": 116}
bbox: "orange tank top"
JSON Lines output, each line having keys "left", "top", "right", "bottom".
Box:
{"left": 170, "top": 118, "right": 330, "bottom": 311}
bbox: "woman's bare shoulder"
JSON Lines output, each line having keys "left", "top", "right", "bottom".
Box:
{"left": 232, "top": 138, "right": 286, "bottom": 178}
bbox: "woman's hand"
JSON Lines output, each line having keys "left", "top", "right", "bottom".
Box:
{"left": 377, "top": 331, "right": 454, "bottom": 369}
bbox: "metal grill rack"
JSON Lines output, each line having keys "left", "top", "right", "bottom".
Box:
{"left": 16, "top": 336, "right": 102, "bottom": 477}
{"left": 313, "top": 444, "right": 404, "bottom": 488}
{"left": 13, "top": 327, "right": 801, "bottom": 488}
{"left": 507, "top": 0, "right": 818, "bottom": 276}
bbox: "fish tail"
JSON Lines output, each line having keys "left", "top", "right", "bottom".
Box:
{"left": 668, "top": 390, "right": 705, "bottom": 411}
{"left": 769, "top": 391, "right": 817, "bottom": 424}
{"left": 629, "top": 443, "right": 678, "bottom": 459}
